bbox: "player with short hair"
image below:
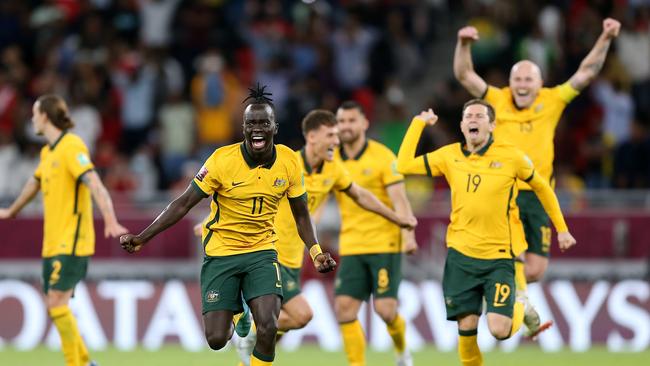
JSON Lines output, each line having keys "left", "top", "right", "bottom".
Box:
{"left": 334, "top": 101, "right": 418, "bottom": 366}
{"left": 397, "top": 100, "right": 576, "bottom": 366}
{"left": 0, "top": 94, "right": 128, "bottom": 366}
{"left": 453, "top": 17, "right": 620, "bottom": 336}
{"left": 119, "top": 85, "right": 336, "bottom": 366}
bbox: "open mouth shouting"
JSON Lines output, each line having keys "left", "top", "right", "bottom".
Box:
{"left": 251, "top": 135, "right": 267, "bottom": 150}
{"left": 468, "top": 126, "right": 480, "bottom": 137}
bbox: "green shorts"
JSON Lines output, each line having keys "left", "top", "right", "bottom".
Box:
{"left": 200, "top": 249, "right": 282, "bottom": 314}
{"left": 334, "top": 253, "right": 401, "bottom": 300}
{"left": 517, "top": 190, "right": 551, "bottom": 257}
{"left": 42, "top": 255, "right": 89, "bottom": 294}
{"left": 442, "top": 248, "right": 515, "bottom": 321}
{"left": 279, "top": 264, "right": 302, "bottom": 305}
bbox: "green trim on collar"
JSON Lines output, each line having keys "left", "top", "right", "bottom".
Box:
{"left": 300, "top": 148, "right": 323, "bottom": 174}
{"left": 50, "top": 131, "right": 67, "bottom": 150}
{"left": 462, "top": 135, "right": 494, "bottom": 157}
{"left": 240, "top": 143, "right": 277, "bottom": 169}
{"left": 340, "top": 139, "right": 369, "bottom": 161}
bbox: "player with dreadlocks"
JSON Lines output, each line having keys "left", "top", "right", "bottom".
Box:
{"left": 120, "top": 84, "right": 336, "bottom": 366}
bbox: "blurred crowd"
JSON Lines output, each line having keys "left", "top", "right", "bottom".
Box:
{"left": 0, "top": 0, "right": 649, "bottom": 206}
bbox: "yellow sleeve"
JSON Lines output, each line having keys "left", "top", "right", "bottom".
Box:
{"left": 526, "top": 172, "right": 568, "bottom": 233}
{"left": 554, "top": 82, "right": 580, "bottom": 104}
{"left": 382, "top": 158, "right": 404, "bottom": 187}
{"left": 192, "top": 155, "right": 220, "bottom": 197}
{"left": 397, "top": 117, "right": 445, "bottom": 176}
{"left": 64, "top": 141, "right": 95, "bottom": 179}
{"left": 483, "top": 85, "right": 505, "bottom": 105}
{"left": 333, "top": 161, "right": 353, "bottom": 191}
{"left": 287, "top": 155, "right": 306, "bottom": 199}
{"left": 34, "top": 160, "right": 43, "bottom": 181}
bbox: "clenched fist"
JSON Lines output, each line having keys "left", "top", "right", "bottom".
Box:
{"left": 120, "top": 234, "right": 146, "bottom": 254}
{"left": 602, "top": 18, "right": 620, "bottom": 39}
{"left": 314, "top": 252, "right": 337, "bottom": 273}
{"left": 458, "top": 26, "right": 479, "bottom": 44}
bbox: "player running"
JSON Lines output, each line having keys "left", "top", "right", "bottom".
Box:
{"left": 397, "top": 100, "right": 576, "bottom": 366}
{"left": 120, "top": 85, "right": 336, "bottom": 366}
{"left": 453, "top": 17, "right": 619, "bottom": 336}
{"left": 334, "top": 101, "right": 418, "bottom": 366}
{"left": 231, "top": 109, "right": 416, "bottom": 366}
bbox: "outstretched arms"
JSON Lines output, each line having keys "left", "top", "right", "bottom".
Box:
{"left": 568, "top": 18, "right": 620, "bottom": 91}
{"left": 0, "top": 177, "right": 40, "bottom": 219}
{"left": 453, "top": 26, "right": 488, "bottom": 98}
{"left": 288, "top": 195, "right": 336, "bottom": 273}
{"left": 120, "top": 184, "right": 205, "bottom": 253}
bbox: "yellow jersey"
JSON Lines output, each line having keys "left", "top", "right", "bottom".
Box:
{"left": 334, "top": 139, "right": 404, "bottom": 256}
{"left": 34, "top": 132, "right": 95, "bottom": 258}
{"left": 484, "top": 82, "right": 579, "bottom": 190}
{"left": 275, "top": 149, "right": 353, "bottom": 268}
{"left": 192, "top": 143, "right": 306, "bottom": 257}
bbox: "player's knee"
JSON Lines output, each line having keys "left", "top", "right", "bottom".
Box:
{"left": 295, "top": 308, "right": 313, "bottom": 328}
{"left": 489, "top": 321, "right": 512, "bottom": 340}
{"left": 525, "top": 264, "right": 546, "bottom": 282}
{"left": 205, "top": 328, "right": 231, "bottom": 350}
{"left": 256, "top": 318, "right": 279, "bottom": 340}
{"left": 375, "top": 307, "right": 397, "bottom": 324}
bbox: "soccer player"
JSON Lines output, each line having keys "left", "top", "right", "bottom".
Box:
{"left": 0, "top": 94, "right": 128, "bottom": 366}
{"left": 453, "top": 17, "right": 620, "bottom": 335}
{"left": 231, "top": 109, "right": 417, "bottom": 366}
{"left": 334, "top": 101, "right": 418, "bottom": 366}
{"left": 397, "top": 100, "right": 576, "bottom": 366}
{"left": 119, "top": 85, "right": 336, "bottom": 366}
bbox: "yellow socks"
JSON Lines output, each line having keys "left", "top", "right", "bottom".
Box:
{"left": 251, "top": 349, "right": 273, "bottom": 365}
{"left": 340, "top": 320, "right": 366, "bottom": 366}
{"left": 512, "top": 260, "right": 527, "bottom": 335}
{"left": 515, "top": 261, "right": 527, "bottom": 293}
{"left": 458, "top": 329, "right": 483, "bottom": 366}
{"left": 49, "top": 305, "right": 84, "bottom": 366}
{"left": 510, "top": 295, "right": 525, "bottom": 336}
{"left": 386, "top": 314, "right": 406, "bottom": 354}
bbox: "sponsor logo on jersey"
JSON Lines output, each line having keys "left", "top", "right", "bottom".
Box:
{"left": 273, "top": 178, "right": 287, "bottom": 188}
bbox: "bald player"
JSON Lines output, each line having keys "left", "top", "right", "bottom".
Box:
{"left": 453, "top": 18, "right": 620, "bottom": 337}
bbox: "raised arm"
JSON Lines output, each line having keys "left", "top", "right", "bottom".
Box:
{"left": 344, "top": 183, "right": 416, "bottom": 229}
{"left": 0, "top": 177, "right": 40, "bottom": 219}
{"left": 526, "top": 173, "right": 576, "bottom": 252}
{"left": 568, "top": 18, "right": 620, "bottom": 91}
{"left": 288, "top": 195, "right": 336, "bottom": 273}
{"left": 453, "top": 26, "right": 488, "bottom": 97}
{"left": 120, "top": 184, "right": 205, "bottom": 253}
{"left": 397, "top": 109, "right": 438, "bottom": 175}
{"left": 81, "top": 171, "right": 128, "bottom": 238}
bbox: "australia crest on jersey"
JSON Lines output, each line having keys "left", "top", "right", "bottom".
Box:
{"left": 273, "top": 177, "right": 287, "bottom": 188}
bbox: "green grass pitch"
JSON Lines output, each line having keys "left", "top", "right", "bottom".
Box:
{"left": 2, "top": 345, "right": 649, "bottom": 366}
